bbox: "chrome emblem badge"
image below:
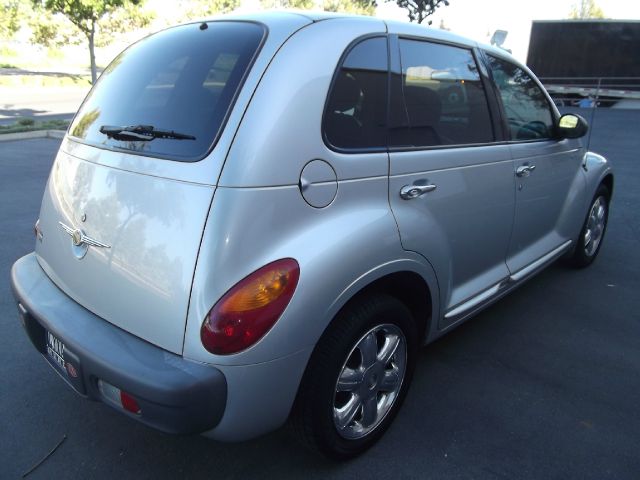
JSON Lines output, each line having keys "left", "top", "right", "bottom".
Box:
{"left": 59, "top": 221, "right": 111, "bottom": 250}
{"left": 71, "top": 229, "right": 83, "bottom": 246}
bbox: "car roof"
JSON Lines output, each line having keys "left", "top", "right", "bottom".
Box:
{"left": 384, "top": 19, "right": 476, "bottom": 48}
{"left": 198, "top": 11, "right": 524, "bottom": 67}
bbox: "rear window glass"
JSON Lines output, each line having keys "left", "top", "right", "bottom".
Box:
{"left": 69, "top": 22, "right": 265, "bottom": 161}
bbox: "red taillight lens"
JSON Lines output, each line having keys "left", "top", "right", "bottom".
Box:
{"left": 201, "top": 258, "right": 300, "bottom": 355}
{"left": 97, "top": 379, "right": 141, "bottom": 415}
{"left": 120, "top": 391, "right": 141, "bottom": 414}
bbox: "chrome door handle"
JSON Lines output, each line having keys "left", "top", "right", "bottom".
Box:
{"left": 400, "top": 183, "right": 437, "bottom": 200}
{"left": 516, "top": 164, "right": 536, "bottom": 177}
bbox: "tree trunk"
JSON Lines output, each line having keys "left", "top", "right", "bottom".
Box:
{"left": 88, "top": 23, "right": 97, "bottom": 85}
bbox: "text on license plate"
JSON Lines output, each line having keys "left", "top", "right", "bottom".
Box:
{"left": 46, "top": 331, "right": 67, "bottom": 373}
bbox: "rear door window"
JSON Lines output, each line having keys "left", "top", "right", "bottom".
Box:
{"left": 485, "top": 55, "right": 555, "bottom": 141}
{"left": 323, "top": 36, "right": 389, "bottom": 151}
{"left": 391, "top": 39, "right": 494, "bottom": 148}
{"left": 69, "top": 21, "right": 265, "bottom": 161}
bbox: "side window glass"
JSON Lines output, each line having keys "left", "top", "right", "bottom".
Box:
{"left": 486, "top": 55, "right": 555, "bottom": 140}
{"left": 391, "top": 39, "right": 494, "bottom": 148}
{"left": 324, "top": 37, "right": 388, "bottom": 150}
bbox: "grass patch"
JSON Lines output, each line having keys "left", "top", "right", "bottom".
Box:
{"left": 0, "top": 74, "right": 91, "bottom": 88}
{"left": 0, "top": 118, "right": 70, "bottom": 135}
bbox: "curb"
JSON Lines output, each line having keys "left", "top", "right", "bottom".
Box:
{"left": 0, "top": 130, "right": 66, "bottom": 142}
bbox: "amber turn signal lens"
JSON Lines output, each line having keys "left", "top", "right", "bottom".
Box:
{"left": 201, "top": 258, "right": 300, "bottom": 355}
{"left": 220, "top": 267, "right": 292, "bottom": 313}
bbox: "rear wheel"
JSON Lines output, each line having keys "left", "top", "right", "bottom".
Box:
{"left": 290, "top": 294, "right": 417, "bottom": 460}
{"left": 568, "top": 184, "right": 610, "bottom": 268}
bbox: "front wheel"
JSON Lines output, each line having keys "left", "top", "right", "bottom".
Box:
{"left": 568, "top": 184, "right": 610, "bottom": 268}
{"left": 290, "top": 294, "right": 417, "bottom": 460}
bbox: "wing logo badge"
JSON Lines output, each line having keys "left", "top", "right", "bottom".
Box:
{"left": 58, "top": 222, "right": 111, "bottom": 249}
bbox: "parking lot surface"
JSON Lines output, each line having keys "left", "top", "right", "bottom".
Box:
{"left": 0, "top": 86, "right": 87, "bottom": 126}
{"left": 1, "top": 109, "right": 639, "bottom": 479}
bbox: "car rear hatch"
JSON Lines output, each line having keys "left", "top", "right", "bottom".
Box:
{"left": 34, "top": 16, "right": 310, "bottom": 354}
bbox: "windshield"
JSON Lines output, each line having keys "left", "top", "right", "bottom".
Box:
{"left": 68, "top": 21, "right": 265, "bottom": 161}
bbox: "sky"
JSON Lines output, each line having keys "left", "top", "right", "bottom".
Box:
{"left": 376, "top": 0, "right": 640, "bottom": 62}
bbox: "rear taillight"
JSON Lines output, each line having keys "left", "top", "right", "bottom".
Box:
{"left": 201, "top": 258, "right": 300, "bottom": 355}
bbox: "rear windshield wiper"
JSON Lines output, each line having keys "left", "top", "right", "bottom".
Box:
{"left": 99, "top": 125, "right": 196, "bottom": 141}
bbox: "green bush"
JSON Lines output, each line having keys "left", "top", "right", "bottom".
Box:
{"left": 0, "top": 118, "right": 69, "bottom": 134}
{"left": 0, "top": 45, "right": 17, "bottom": 57}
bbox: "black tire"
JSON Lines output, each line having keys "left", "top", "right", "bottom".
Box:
{"left": 290, "top": 294, "right": 417, "bottom": 460}
{"left": 567, "top": 184, "right": 610, "bottom": 268}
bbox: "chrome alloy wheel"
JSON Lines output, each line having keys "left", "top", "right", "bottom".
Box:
{"left": 584, "top": 195, "right": 607, "bottom": 257}
{"left": 333, "top": 324, "right": 407, "bottom": 440}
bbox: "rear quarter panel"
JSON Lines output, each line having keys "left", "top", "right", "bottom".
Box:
{"left": 183, "top": 180, "right": 440, "bottom": 366}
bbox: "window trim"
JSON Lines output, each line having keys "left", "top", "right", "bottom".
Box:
{"left": 481, "top": 51, "right": 562, "bottom": 145}
{"left": 66, "top": 20, "right": 269, "bottom": 163}
{"left": 473, "top": 47, "right": 508, "bottom": 142}
{"left": 321, "top": 33, "right": 391, "bottom": 154}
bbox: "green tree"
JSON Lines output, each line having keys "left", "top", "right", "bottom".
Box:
{"left": 322, "top": 0, "right": 376, "bottom": 15}
{"left": 172, "top": 0, "right": 241, "bottom": 22}
{"left": 33, "top": 0, "right": 149, "bottom": 84}
{"left": 1, "top": 0, "right": 26, "bottom": 39}
{"left": 29, "top": 8, "right": 83, "bottom": 48}
{"left": 260, "top": 0, "right": 376, "bottom": 15}
{"left": 569, "top": 0, "right": 605, "bottom": 19}
{"left": 261, "top": 0, "right": 315, "bottom": 9}
{"left": 395, "top": 0, "right": 450, "bottom": 24}
{"left": 95, "top": 2, "right": 154, "bottom": 47}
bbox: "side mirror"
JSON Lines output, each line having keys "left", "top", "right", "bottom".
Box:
{"left": 557, "top": 113, "right": 588, "bottom": 139}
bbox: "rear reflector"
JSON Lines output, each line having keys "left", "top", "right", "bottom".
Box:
{"left": 97, "top": 379, "right": 141, "bottom": 415}
{"left": 120, "top": 391, "right": 141, "bottom": 414}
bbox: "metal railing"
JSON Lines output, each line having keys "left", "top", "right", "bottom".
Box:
{"left": 538, "top": 76, "right": 640, "bottom": 107}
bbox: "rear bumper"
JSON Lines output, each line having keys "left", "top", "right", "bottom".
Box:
{"left": 10, "top": 253, "right": 227, "bottom": 435}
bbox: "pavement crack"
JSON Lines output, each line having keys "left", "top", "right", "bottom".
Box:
{"left": 22, "top": 434, "right": 67, "bottom": 478}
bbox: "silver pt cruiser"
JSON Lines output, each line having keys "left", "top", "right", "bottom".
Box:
{"left": 11, "top": 12, "right": 613, "bottom": 459}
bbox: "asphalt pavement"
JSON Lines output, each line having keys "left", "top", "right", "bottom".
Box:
{"left": 0, "top": 86, "right": 88, "bottom": 126}
{"left": 1, "top": 109, "right": 639, "bottom": 479}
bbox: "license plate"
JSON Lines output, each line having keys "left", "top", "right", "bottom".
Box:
{"left": 46, "top": 330, "right": 67, "bottom": 375}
